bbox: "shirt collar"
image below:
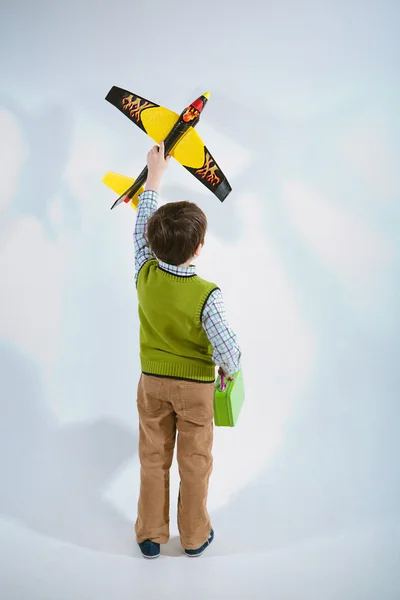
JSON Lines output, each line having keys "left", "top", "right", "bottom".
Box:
{"left": 158, "top": 260, "right": 196, "bottom": 277}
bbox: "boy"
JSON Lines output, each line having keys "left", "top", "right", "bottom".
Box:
{"left": 134, "top": 141, "right": 241, "bottom": 559}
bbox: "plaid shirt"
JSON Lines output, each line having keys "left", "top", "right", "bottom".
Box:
{"left": 134, "top": 190, "right": 241, "bottom": 376}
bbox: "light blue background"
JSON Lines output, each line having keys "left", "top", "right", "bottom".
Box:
{"left": 0, "top": 1, "right": 399, "bottom": 598}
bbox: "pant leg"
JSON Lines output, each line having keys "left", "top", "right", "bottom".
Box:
{"left": 135, "top": 374, "right": 176, "bottom": 544}
{"left": 171, "top": 379, "right": 215, "bottom": 550}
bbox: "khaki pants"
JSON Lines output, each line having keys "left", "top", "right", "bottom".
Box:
{"left": 135, "top": 373, "right": 215, "bottom": 550}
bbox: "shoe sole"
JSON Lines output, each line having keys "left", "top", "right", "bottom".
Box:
{"left": 141, "top": 553, "right": 160, "bottom": 559}
{"left": 185, "top": 549, "right": 206, "bottom": 558}
{"left": 185, "top": 534, "right": 214, "bottom": 558}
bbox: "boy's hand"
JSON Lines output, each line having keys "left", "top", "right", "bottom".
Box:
{"left": 145, "top": 141, "right": 171, "bottom": 192}
{"left": 218, "top": 367, "right": 234, "bottom": 382}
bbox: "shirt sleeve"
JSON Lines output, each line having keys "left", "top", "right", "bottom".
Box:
{"left": 134, "top": 190, "right": 159, "bottom": 283}
{"left": 201, "top": 288, "right": 241, "bottom": 377}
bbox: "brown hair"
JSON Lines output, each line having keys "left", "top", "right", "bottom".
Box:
{"left": 146, "top": 201, "right": 207, "bottom": 266}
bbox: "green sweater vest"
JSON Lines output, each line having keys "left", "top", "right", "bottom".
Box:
{"left": 137, "top": 259, "right": 218, "bottom": 382}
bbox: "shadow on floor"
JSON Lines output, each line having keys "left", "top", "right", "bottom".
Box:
{"left": 0, "top": 341, "right": 138, "bottom": 557}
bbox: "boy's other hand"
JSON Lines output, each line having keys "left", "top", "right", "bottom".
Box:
{"left": 145, "top": 141, "right": 171, "bottom": 192}
{"left": 218, "top": 367, "right": 234, "bottom": 382}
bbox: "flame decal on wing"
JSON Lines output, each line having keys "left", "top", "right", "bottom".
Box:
{"left": 121, "top": 95, "right": 156, "bottom": 123}
{"left": 195, "top": 152, "right": 221, "bottom": 186}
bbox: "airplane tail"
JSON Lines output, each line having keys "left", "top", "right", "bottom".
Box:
{"left": 102, "top": 172, "right": 144, "bottom": 210}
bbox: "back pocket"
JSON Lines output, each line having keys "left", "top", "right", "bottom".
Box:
{"left": 178, "top": 382, "right": 214, "bottom": 424}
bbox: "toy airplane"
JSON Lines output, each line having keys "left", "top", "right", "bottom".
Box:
{"left": 102, "top": 86, "right": 232, "bottom": 210}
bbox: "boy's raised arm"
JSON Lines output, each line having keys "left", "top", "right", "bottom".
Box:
{"left": 134, "top": 142, "right": 170, "bottom": 283}
{"left": 134, "top": 190, "right": 158, "bottom": 283}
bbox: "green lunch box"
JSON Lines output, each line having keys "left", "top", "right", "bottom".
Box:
{"left": 214, "top": 368, "right": 245, "bottom": 427}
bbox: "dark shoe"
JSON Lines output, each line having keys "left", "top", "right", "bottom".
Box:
{"left": 184, "top": 528, "right": 214, "bottom": 558}
{"left": 138, "top": 539, "right": 160, "bottom": 559}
